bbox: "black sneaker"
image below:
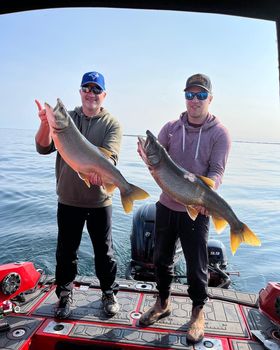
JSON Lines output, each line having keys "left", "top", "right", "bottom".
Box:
{"left": 102, "top": 291, "right": 120, "bottom": 316}
{"left": 55, "top": 292, "right": 72, "bottom": 319}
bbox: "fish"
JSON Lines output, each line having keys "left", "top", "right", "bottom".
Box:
{"left": 42, "top": 98, "right": 149, "bottom": 213}
{"left": 137, "top": 130, "right": 261, "bottom": 255}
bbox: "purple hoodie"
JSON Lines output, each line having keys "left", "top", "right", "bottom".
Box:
{"left": 158, "top": 111, "right": 231, "bottom": 212}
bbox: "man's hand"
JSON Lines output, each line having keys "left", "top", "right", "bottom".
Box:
{"left": 194, "top": 205, "right": 209, "bottom": 217}
{"left": 89, "top": 172, "right": 103, "bottom": 186}
{"left": 35, "top": 99, "right": 49, "bottom": 127}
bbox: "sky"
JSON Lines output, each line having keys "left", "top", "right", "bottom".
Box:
{"left": 0, "top": 7, "right": 279, "bottom": 142}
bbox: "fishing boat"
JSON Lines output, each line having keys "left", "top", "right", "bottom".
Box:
{"left": 0, "top": 203, "right": 280, "bottom": 350}
{"left": 1, "top": 1, "right": 279, "bottom": 350}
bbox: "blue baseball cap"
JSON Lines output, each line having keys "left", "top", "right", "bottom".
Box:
{"left": 81, "top": 71, "right": 106, "bottom": 91}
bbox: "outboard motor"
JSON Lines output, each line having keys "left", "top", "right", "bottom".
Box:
{"left": 208, "top": 239, "right": 228, "bottom": 269}
{"left": 207, "top": 239, "right": 231, "bottom": 288}
{"left": 126, "top": 203, "right": 235, "bottom": 288}
{"left": 126, "top": 203, "right": 183, "bottom": 281}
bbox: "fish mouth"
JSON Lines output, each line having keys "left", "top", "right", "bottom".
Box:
{"left": 137, "top": 130, "right": 158, "bottom": 154}
{"left": 54, "top": 98, "right": 67, "bottom": 115}
{"left": 45, "top": 99, "right": 69, "bottom": 131}
{"left": 137, "top": 130, "right": 162, "bottom": 167}
{"left": 145, "top": 130, "right": 158, "bottom": 151}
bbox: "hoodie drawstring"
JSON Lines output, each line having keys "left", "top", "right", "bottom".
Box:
{"left": 182, "top": 125, "right": 202, "bottom": 159}
{"left": 195, "top": 127, "right": 202, "bottom": 160}
{"left": 182, "top": 125, "right": 185, "bottom": 152}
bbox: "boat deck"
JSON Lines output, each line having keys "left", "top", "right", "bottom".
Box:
{"left": 1, "top": 277, "right": 278, "bottom": 350}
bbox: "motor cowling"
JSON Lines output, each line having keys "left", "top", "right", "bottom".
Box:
{"left": 127, "top": 203, "right": 182, "bottom": 281}
{"left": 208, "top": 239, "right": 228, "bottom": 269}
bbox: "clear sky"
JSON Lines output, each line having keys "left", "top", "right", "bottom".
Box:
{"left": 0, "top": 7, "right": 279, "bottom": 142}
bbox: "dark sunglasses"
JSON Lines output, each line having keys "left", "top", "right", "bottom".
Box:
{"left": 81, "top": 85, "right": 103, "bottom": 95}
{"left": 185, "top": 91, "right": 209, "bottom": 100}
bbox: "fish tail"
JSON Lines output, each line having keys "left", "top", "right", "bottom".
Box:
{"left": 120, "top": 184, "right": 149, "bottom": 213}
{"left": 230, "top": 223, "right": 261, "bottom": 255}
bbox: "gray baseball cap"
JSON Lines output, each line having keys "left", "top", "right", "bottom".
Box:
{"left": 184, "top": 73, "right": 212, "bottom": 93}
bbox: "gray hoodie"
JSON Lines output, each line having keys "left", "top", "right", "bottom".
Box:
{"left": 158, "top": 112, "right": 231, "bottom": 212}
{"left": 36, "top": 106, "right": 122, "bottom": 208}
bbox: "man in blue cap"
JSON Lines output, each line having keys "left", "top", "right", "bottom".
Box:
{"left": 35, "top": 71, "right": 122, "bottom": 319}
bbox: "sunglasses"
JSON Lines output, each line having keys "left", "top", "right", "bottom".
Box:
{"left": 185, "top": 91, "right": 209, "bottom": 100}
{"left": 81, "top": 85, "right": 103, "bottom": 95}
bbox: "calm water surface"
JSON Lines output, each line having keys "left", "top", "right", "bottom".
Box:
{"left": 0, "top": 128, "right": 279, "bottom": 293}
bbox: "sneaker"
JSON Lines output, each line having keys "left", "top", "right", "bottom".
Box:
{"left": 55, "top": 292, "right": 72, "bottom": 319}
{"left": 102, "top": 291, "right": 120, "bottom": 316}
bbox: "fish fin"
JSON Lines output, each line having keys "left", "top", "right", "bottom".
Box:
{"left": 98, "top": 147, "right": 113, "bottom": 159}
{"left": 212, "top": 215, "right": 228, "bottom": 234}
{"left": 230, "top": 223, "right": 261, "bottom": 255}
{"left": 185, "top": 206, "right": 199, "bottom": 221}
{"left": 197, "top": 175, "right": 216, "bottom": 189}
{"left": 103, "top": 183, "right": 116, "bottom": 194}
{"left": 77, "top": 172, "right": 91, "bottom": 188}
{"left": 120, "top": 184, "right": 150, "bottom": 213}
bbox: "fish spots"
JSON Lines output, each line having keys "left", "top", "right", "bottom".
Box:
{"left": 184, "top": 173, "right": 196, "bottom": 182}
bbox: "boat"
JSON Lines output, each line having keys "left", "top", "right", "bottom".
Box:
{"left": 1, "top": 203, "right": 280, "bottom": 350}
{"left": 0, "top": 1, "right": 279, "bottom": 350}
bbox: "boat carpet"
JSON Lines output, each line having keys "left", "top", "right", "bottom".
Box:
{"left": 32, "top": 287, "right": 250, "bottom": 337}
{"left": 74, "top": 276, "right": 259, "bottom": 307}
{"left": 243, "top": 305, "right": 280, "bottom": 335}
{"left": 0, "top": 314, "right": 267, "bottom": 350}
{"left": 21, "top": 284, "right": 279, "bottom": 349}
{"left": 14, "top": 287, "right": 53, "bottom": 314}
{"left": 231, "top": 339, "right": 265, "bottom": 350}
{"left": 36, "top": 320, "right": 265, "bottom": 350}
{"left": 33, "top": 288, "right": 140, "bottom": 325}
{"left": 47, "top": 325, "right": 262, "bottom": 350}
{"left": 14, "top": 277, "right": 258, "bottom": 318}
{"left": 0, "top": 315, "right": 43, "bottom": 350}
{"left": 140, "top": 294, "right": 248, "bottom": 336}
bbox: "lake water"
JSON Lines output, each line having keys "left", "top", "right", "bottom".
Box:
{"left": 0, "top": 128, "right": 279, "bottom": 294}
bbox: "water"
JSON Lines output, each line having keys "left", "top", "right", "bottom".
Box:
{"left": 0, "top": 128, "right": 279, "bottom": 294}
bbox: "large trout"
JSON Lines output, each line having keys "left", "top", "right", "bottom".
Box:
{"left": 42, "top": 98, "right": 149, "bottom": 213}
{"left": 137, "top": 130, "right": 261, "bottom": 255}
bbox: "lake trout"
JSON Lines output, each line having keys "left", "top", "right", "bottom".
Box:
{"left": 137, "top": 130, "right": 261, "bottom": 255}
{"left": 43, "top": 98, "right": 149, "bottom": 213}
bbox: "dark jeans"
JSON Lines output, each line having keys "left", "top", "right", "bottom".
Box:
{"left": 154, "top": 202, "right": 209, "bottom": 306}
{"left": 55, "top": 203, "right": 117, "bottom": 297}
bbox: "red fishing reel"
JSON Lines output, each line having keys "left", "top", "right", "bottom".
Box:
{"left": 0, "top": 262, "right": 41, "bottom": 314}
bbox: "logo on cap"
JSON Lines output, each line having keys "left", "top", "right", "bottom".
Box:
{"left": 184, "top": 73, "right": 212, "bottom": 93}
{"left": 81, "top": 71, "right": 105, "bottom": 91}
{"left": 189, "top": 75, "right": 207, "bottom": 85}
{"left": 88, "top": 72, "right": 99, "bottom": 81}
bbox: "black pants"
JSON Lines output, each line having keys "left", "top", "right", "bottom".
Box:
{"left": 55, "top": 203, "right": 117, "bottom": 297}
{"left": 154, "top": 202, "right": 209, "bottom": 306}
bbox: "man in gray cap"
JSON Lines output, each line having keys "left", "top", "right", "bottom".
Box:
{"left": 35, "top": 71, "right": 122, "bottom": 319}
{"left": 139, "top": 73, "right": 231, "bottom": 343}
